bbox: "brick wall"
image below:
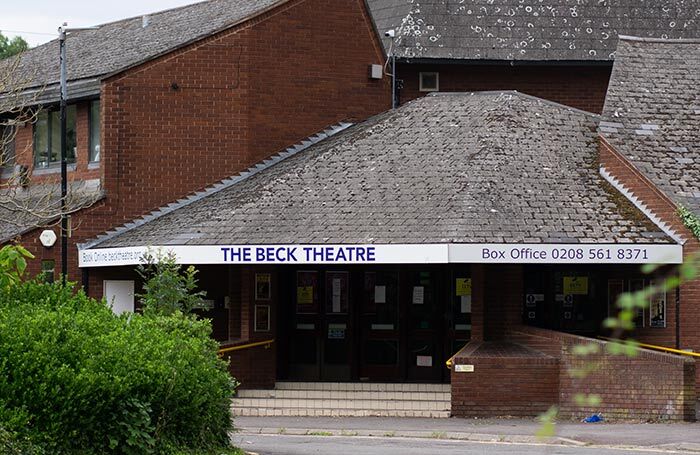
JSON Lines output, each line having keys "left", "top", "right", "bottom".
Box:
{"left": 451, "top": 340, "right": 560, "bottom": 417}
{"left": 483, "top": 264, "right": 523, "bottom": 340}
{"left": 397, "top": 63, "right": 611, "bottom": 113}
{"left": 511, "top": 326, "right": 696, "bottom": 421}
{"left": 599, "top": 138, "right": 700, "bottom": 364}
{"left": 11, "top": 0, "right": 390, "bottom": 283}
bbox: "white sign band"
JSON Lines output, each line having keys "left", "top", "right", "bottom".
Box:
{"left": 79, "top": 243, "right": 683, "bottom": 268}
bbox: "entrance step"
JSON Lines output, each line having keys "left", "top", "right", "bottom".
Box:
{"left": 232, "top": 382, "right": 451, "bottom": 418}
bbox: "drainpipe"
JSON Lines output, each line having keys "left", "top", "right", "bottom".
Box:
{"left": 675, "top": 284, "right": 681, "bottom": 350}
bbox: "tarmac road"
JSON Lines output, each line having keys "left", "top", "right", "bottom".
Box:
{"left": 233, "top": 434, "right": 699, "bottom": 455}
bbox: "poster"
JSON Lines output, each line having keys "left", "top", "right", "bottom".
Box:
{"left": 416, "top": 355, "right": 433, "bottom": 367}
{"left": 563, "top": 276, "right": 588, "bottom": 295}
{"left": 374, "top": 285, "right": 386, "bottom": 304}
{"left": 460, "top": 295, "right": 472, "bottom": 313}
{"left": 326, "top": 272, "right": 349, "bottom": 314}
{"left": 456, "top": 278, "right": 472, "bottom": 296}
{"left": 332, "top": 278, "right": 342, "bottom": 313}
{"left": 649, "top": 280, "right": 666, "bottom": 328}
{"left": 412, "top": 286, "right": 424, "bottom": 305}
{"left": 254, "top": 305, "right": 270, "bottom": 332}
{"left": 296, "top": 271, "right": 318, "bottom": 313}
{"left": 255, "top": 273, "right": 271, "bottom": 300}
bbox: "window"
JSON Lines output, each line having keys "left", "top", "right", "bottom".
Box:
{"left": 89, "top": 100, "right": 100, "bottom": 162}
{"left": 419, "top": 72, "right": 439, "bottom": 92}
{"left": 34, "top": 105, "right": 77, "bottom": 168}
{"left": 41, "top": 260, "right": 55, "bottom": 283}
{"left": 1, "top": 124, "right": 15, "bottom": 168}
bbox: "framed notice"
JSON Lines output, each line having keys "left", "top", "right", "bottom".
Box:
{"left": 254, "top": 304, "right": 270, "bottom": 332}
{"left": 649, "top": 280, "right": 666, "bottom": 328}
{"left": 255, "top": 273, "right": 271, "bottom": 300}
{"left": 296, "top": 271, "right": 318, "bottom": 314}
{"left": 325, "top": 271, "right": 349, "bottom": 314}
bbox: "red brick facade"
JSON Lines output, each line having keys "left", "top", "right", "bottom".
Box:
{"left": 397, "top": 63, "right": 612, "bottom": 113}
{"left": 7, "top": 0, "right": 390, "bottom": 283}
{"left": 599, "top": 138, "right": 700, "bottom": 357}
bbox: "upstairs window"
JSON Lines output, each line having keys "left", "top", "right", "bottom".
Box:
{"left": 34, "top": 105, "right": 76, "bottom": 168}
{"left": 1, "top": 124, "right": 15, "bottom": 169}
{"left": 419, "top": 72, "right": 439, "bottom": 92}
{"left": 89, "top": 100, "right": 100, "bottom": 162}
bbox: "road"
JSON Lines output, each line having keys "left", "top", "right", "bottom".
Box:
{"left": 233, "top": 434, "right": 696, "bottom": 455}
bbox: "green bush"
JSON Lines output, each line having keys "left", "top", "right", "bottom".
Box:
{"left": 0, "top": 281, "right": 237, "bottom": 454}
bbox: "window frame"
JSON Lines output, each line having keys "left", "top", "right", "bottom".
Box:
{"left": 88, "top": 99, "right": 100, "bottom": 163}
{"left": 0, "top": 123, "right": 16, "bottom": 169}
{"left": 419, "top": 72, "right": 440, "bottom": 92}
{"left": 33, "top": 105, "right": 77, "bottom": 169}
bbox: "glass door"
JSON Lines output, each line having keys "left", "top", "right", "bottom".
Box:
{"left": 360, "top": 270, "right": 400, "bottom": 381}
{"left": 322, "top": 271, "right": 352, "bottom": 381}
{"left": 289, "top": 270, "right": 321, "bottom": 380}
{"left": 405, "top": 270, "right": 442, "bottom": 382}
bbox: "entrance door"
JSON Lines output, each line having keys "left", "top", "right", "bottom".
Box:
{"left": 322, "top": 271, "right": 352, "bottom": 381}
{"left": 359, "top": 270, "right": 401, "bottom": 381}
{"left": 288, "top": 269, "right": 352, "bottom": 381}
{"left": 405, "top": 270, "right": 443, "bottom": 382}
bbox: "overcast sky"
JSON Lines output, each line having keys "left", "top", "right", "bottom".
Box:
{"left": 1, "top": 0, "right": 206, "bottom": 47}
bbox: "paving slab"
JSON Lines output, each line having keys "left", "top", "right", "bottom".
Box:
{"left": 235, "top": 416, "right": 700, "bottom": 451}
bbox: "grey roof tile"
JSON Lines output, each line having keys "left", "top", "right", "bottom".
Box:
{"left": 94, "top": 91, "right": 671, "bottom": 248}
{"left": 368, "top": 0, "right": 700, "bottom": 61}
{"left": 0, "top": 0, "right": 283, "bottom": 96}
{"left": 601, "top": 37, "right": 700, "bottom": 218}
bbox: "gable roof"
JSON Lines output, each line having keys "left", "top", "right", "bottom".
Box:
{"left": 368, "top": 0, "right": 700, "bottom": 62}
{"left": 601, "top": 36, "right": 700, "bottom": 218}
{"left": 89, "top": 91, "right": 672, "bottom": 250}
{"left": 0, "top": 0, "right": 285, "bottom": 101}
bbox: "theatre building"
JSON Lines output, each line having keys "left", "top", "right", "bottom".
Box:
{"left": 80, "top": 35, "right": 700, "bottom": 420}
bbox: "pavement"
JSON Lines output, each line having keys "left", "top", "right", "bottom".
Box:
{"left": 234, "top": 416, "right": 700, "bottom": 453}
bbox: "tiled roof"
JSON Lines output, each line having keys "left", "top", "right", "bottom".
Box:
{"left": 0, "top": 0, "right": 284, "bottom": 97}
{"left": 368, "top": 0, "right": 700, "bottom": 61}
{"left": 94, "top": 92, "right": 671, "bottom": 248}
{"left": 0, "top": 179, "right": 103, "bottom": 243}
{"left": 601, "top": 37, "right": 700, "bottom": 217}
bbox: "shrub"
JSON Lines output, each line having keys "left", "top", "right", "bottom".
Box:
{"left": 137, "top": 251, "right": 206, "bottom": 316}
{"left": 0, "top": 280, "right": 236, "bottom": 454}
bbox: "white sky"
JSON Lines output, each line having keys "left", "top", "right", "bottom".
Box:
{"left": 1, "top": 0, "right": 206, "bottom": 47}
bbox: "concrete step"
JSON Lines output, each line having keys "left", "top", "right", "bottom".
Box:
{"left": 231, "top": 382, "right": 451, "bottom": 418}
{"left": 231, "top": 407, "right": 451, "bottom": 418}
{"left": 236, "top": 389, "right": 450, "bottom": 401}
{"left": 273, "top": 382, "right": 450, "bottom": 393}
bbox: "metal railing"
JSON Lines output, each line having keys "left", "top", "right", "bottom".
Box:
{"left": 218, "top": 339, "right": 275, "bottom": 356}
{"left": 599, "top": 336, "right": 700, "bottom": 358}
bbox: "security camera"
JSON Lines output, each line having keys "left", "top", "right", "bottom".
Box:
{"left": 385, "top": 29, "right": 395, "bottom": 38}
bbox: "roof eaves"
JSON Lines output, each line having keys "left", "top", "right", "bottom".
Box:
{"left": 78, "top": 122, "right": 354, "bottom": 250}
{"left": 618, "top": 35, "right": 700, "bottom": 44}
{"left": 100, "top": 0, "right": 292, "bottom": 82}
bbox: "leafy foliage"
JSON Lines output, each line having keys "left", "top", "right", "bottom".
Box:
{"left": 0, "top": 244, "right": 34, "bottom": 290}
{"left": 0, "top": 32, "right": 28, "bottom": 60}
{"left": 0, "top": 280, "right": 236, "bottom": 454}
{"left": 137, "top": 251, "right": 206, "bottom": 316}
{"left": 679, "top": 206, "right": 700, "bottom": 240}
